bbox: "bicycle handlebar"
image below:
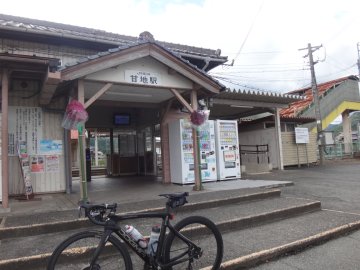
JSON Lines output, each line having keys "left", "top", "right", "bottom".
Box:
{"left": 79, "top": 203, "right": 117, "bottom": 226}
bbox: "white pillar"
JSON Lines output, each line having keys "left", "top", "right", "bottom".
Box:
{"left": 342, "top": 110, "right": 352, "bottom": 154}
{"left": 274, "top": 108, "right": 284, "bottom": 170}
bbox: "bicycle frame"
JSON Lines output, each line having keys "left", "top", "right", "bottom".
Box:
{"left": 91, "top": 209, "right": 201, "bottom": 269}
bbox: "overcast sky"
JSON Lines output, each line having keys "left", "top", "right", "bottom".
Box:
{"left": 1, "top": 0, "right": 360, "bottom": 94}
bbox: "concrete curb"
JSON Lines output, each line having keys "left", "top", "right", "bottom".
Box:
{"left": 0, "top": 189, "right": 281, "bottom": 239}
{"left": 0, "top": 253, "right": 52, "bottom": 270}
{"left": 201, "top": 219, "right": 360, "bottom": 270}
{"left": 216, "top": 201, "right": 321, "bottom": 232}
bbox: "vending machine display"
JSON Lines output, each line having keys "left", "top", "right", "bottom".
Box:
{"left": 215, "top": 120, "right": 241, "bottom": 180}
{"left": 168, "top": 119, "right": 217, "bottom": 184}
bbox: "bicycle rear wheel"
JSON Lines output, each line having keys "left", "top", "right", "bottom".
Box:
{"left": 47, "top": 230, "right": 132, "bottom": 270}
{"left": 163, "top": 216, "right": 223, "bottom": 270}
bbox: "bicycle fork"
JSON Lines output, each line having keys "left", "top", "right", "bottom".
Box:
{"left": 85, "top": 229, "right": 112, "bottom": 270}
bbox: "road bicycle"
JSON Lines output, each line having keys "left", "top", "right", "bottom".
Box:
{"left": 47, "top": 192, "right": 223, "bottom": 270}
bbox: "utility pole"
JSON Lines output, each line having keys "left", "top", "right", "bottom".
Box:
{"left": 357, "top": 43, "right": 360, "bottom": 78}
{"left": 357, "top": 43, "right": 360, "bottom": 142}
{"left": 299, "top": 43, "right": 324, "bottom": 165}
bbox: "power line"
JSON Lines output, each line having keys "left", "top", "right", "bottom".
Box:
{"left": 212, "top": 74, "right": 309, "bottom": 83}
{"left": 211, "top": 68, "right": 308, "bottom": 74}
{"left": 233, "top": 0, "right": 265, "bottom": 63}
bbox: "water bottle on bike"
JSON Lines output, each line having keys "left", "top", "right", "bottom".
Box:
{"left": 125, "top": 225, "right": 148, "bottom": 249}
{"left": 147, "top": 225, "right": 160, "bottom": 256}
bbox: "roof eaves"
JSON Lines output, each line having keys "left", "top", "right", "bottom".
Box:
{"left": 60, "top": 40, "right": 225, "bottom": 90}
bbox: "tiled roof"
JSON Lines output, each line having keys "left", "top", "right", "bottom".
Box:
{"left": 0, "top": 13, "right": 227, "bottom": 60}
{"left": 60, "top": 40, "right": 226, "bottom": 90}
{"left": 281, "top": 75, "right": 359, "bottom": 117}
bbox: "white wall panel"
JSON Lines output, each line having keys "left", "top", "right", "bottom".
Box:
{"left": 8, "top": 92, "right": 66, "bottom": 195}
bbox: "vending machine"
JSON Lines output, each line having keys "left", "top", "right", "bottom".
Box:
{"left": 168, "top": 119, "right": 217, "bottom": 184}
{"left": 215, "top": 120, "right": 241, "bottom": 180}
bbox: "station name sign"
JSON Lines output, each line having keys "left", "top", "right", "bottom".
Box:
{"left": 125, "top": 70, "right": 161, "bottom": 86}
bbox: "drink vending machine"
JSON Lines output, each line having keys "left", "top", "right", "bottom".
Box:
{"left": 215, "top": 120, "right": 241, "bottom": 180}
{"left": 168, "top": 119, "right": 217, "bottom": 184}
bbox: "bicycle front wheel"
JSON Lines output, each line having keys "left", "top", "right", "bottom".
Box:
{"left": 163, "top": 216, "right": 223, "bottom": 270}
{"left": 47, "top": 230, "right": 133, "bottom": 270}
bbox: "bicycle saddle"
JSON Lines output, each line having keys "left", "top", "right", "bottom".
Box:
{"left": 159, "top": 192, "right": 189, "bottom": 209}
{"left": 159, "top": 192, "right": 189, "bottom": 199}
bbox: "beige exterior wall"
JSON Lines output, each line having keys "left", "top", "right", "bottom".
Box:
{"left": 281, "top": 132, "right": 317, "bottom": 166}
{"left": 86, "top": 56, "right": 194, "bottom": 89}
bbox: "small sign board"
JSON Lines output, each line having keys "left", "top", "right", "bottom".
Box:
{"left": 125, "top": 70, "right": 161, "bottom": 86}
{"left": 295, "top": 127, "right": 309, "bottom": 144}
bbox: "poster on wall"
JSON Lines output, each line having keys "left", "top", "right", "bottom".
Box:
{"left": 17, "top": 141, "right": 34, "bottom": 197}
{"left": 18, "top": 141, "right": 28, "bottom": 158}
{"left": 39, "top": 139, "right": 63, "bottom": 155}
{"left": 46, "top": 155, "right": 60, "bottom": 172}
{"left": 8, "top": 107, "right": 43, "bottom": 156}
{"left": 30, "top": 156, "right": 45, "bottom": 173}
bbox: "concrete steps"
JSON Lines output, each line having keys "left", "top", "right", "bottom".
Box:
{"left": 1, "top": 189, "right": 360, "bottom": 270}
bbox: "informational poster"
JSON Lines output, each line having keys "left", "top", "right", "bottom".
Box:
{"left": 18, "top": 141, "right": 28, "bottom": 158}
{"left": 46, "top": 155, "right": 60, "bottom": 172}
{"left": 30, "top": 156, "right": 45, "bottom": 173}
{"left": 8, "top": 107, "right": 43, "bottom": 156}
{"left": 17, "top": 141, "right": 33, "bottom": 196}
{"left": 39, "top": 139, "right": 63, "bottom": 155}
{"left": 295, "top": 127, "right": 309, "bottom": 144}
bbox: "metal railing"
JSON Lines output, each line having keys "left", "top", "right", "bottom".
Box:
{"left": 239, "top": 144, "right": 270, "bottom": 165}
{"left": 323, "top": 142, "right": 360, "bottom": 159}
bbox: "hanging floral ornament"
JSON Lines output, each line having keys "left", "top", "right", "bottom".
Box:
{"left": 190, "top": 110, "right": 210, "bottom": 127}
{"left": 61, "top": 99, "right": 89, "bottom": 130}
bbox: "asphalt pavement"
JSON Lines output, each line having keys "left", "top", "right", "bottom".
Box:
{"left": 247, "top": 158, "right": 360, "bottom": 269}
{"left": 255, "top": 229, "right": 360, "bottom": 270}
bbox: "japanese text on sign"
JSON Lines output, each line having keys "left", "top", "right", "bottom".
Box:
{"left": 8, "top": 107, "right": 43, "bottom": 156}
{"left": 125, "top": 70, "right": 161, "bottom": 86}
{"left": 223, "top": 150, "right": 236, "bottom": 162}
{"left": 295, "top": 127, "right": 309, "bottom": 144}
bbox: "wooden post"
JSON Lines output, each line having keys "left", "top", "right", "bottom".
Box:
{"left": 274, "top": 108, "right": 284, "bottom": 170}
{"left": 1, "top": 69, "right": 9, "bottom": 208}
{"left": 77, "top": 79, "right": 88, "bottom": 202}
{"left": 190, "top": 90, "right": 202, "bottom": 191}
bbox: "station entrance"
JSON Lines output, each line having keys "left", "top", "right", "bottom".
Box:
{"left": 72, "top": 125, "right": 160, "bottom": 180}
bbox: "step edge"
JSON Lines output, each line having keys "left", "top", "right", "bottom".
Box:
{"left": 203, "top": 219, "right": 360, "bottom": 270}
{"left": 216, "top": 201, "right": 322, "bottom": 232}
{"left": 2, "top": 216, "right": 360, "bottom": 270}
{"left": 0, "top": 189, "right": 282, "bottom": 239}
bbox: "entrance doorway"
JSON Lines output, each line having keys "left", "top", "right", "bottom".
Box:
{"left": 82, "top": 126, "right": 156, "bottom": 177}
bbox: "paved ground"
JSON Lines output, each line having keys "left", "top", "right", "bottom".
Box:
{"left": 1, "top": 158, "right": 360, "bottom": 270}
{"left": 247, "top": 158, "right": 360, "bottom": 214}
{"left": 247, "top": 158, "right": 360, "bottom": 269}
{"left": 0, "top": 176, "right": 292, "bottom": 217}
{"left": 255, "top": 229, "right": 360, "bottom": 270}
